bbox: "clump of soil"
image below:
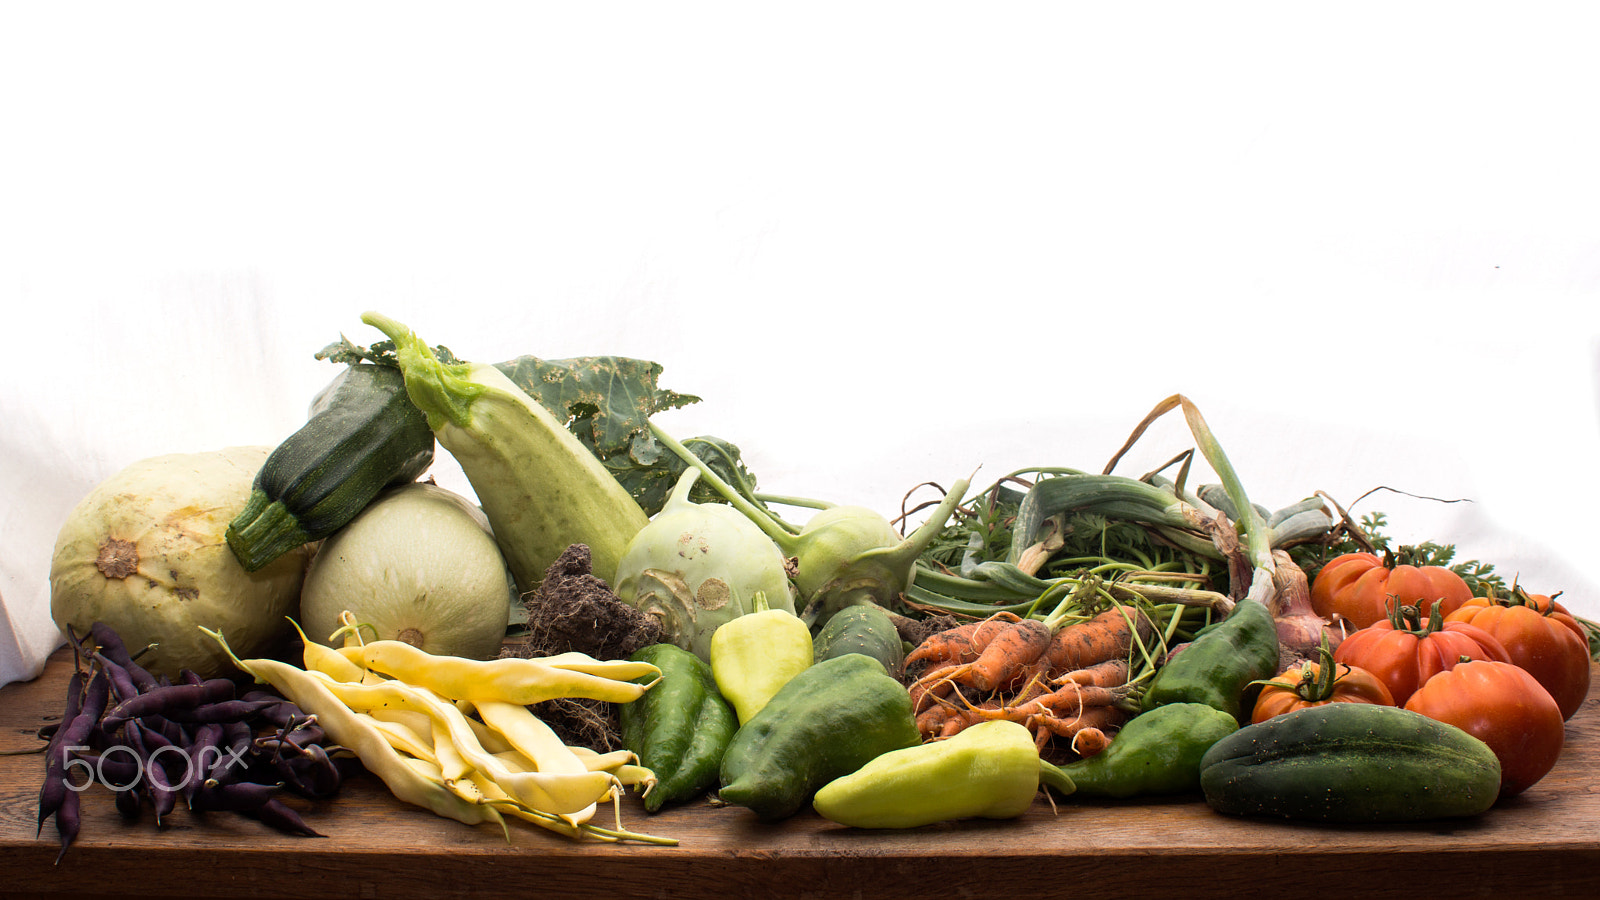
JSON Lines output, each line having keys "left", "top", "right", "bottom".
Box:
{"left": 503, "top": 543, "right": 663, "bottom": 661}
{"left": 499, "top": 543, "right": 663, "bottom": 752}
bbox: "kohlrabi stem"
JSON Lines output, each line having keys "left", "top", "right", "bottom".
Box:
{"left": 869, "top": 473, "right": 971, "bottom": 573}
{"left": 650, "top": 423, "right": 802, "bottom": 552}
{"left": 754, "top": 492, "right": 836, "bottom": 511}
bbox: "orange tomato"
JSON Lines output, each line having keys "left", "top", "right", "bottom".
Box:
{"left": 1311, "top": 552, "right": 1472, "bottom": 629}
{"left": 1446, "top": 591, "right": 1591, "bottom": 720}
{"left": 1251, "top": 657, "right": 1394, "bottom": 724}
{"left": 1333, "top": 603, "right": 1510, "bottom": 706}
{"left": 1404, "top": 659, "right": 1565, "bottom": 797}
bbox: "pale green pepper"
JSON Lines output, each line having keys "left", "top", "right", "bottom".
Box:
{"left": 710, "top": 591, "right": 812, "bottom": 724}
{"left": 811, "top": 719, "right": 1075, "bottom": 829}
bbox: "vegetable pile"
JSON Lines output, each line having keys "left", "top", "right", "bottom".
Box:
{"left": 30, "top": 310, "right": 1598, "bottom": 856}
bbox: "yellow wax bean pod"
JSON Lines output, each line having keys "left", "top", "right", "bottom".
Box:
{"left": 534, "top": 651, "right": 665, "bottom": 682}
{"left": 363, "top": 694, "right": 516, "bottom": 755}
{"left": 491, "top": 749, "right": 540, "bottom": 773}
{"left": 200, "top": 628, "right": 503, "bottom": 833}
{"left": 430, "top": 715, "right": 473, "bottom": 784}
{"left": 353, "top": 639, "right": 659, "bottom": 705}
{"left": 367, "top": 707, "right": 442, "bottom": 742}
{"left": 402, "top": 756, "right": 445, "bottom": 781}
{"left": 611, "top": 764, "right": 657, "bottom": 791}
{"left": 467, "top": 772, "right": 595, "bottom": 841}
{"left": 464, "top": 713, "right": 517, "bottom": 755}
{"left": 474, "top": 700, "right": 589, "bottom": 776}
{"left": 567, "top": 746, "right": 639, "bottom": 772}
{"left": 310, "top": 674, "right": 617, "bottom": 817}
{"left": 289, "top": 618, "right": 368, "bottom": 683}
{"left": 561, "top": 746, "right": 656, "bottom": 794}
{"left": 355, "top": 711, "right": 437, "bottom": 763}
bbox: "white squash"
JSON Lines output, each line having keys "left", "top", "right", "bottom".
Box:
{"left": 50, "top": 446, "right": 312, "bottom": 680}
{"left": 298, "top": 482, "right": 514, "bottom": 659}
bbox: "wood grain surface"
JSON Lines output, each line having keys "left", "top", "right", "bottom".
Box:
{"left": 3, "top": 648, "right": 1597, "bottom": 900}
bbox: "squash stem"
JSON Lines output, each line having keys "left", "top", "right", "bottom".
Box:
{"left": 225, "top": 492, "right": 312, "bottom": 573}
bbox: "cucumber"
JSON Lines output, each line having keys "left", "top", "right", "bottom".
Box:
{"left": 226, "top": 363, "right": 435, "bottom": 571}
{"left": 362, "top": 312, "right": 651, "bottom": 594}
{"left": 1199, "top": 703, "right": 1502, "bottom": 823}
{"left": 813, "top": 605, "right": 905, "bottom": 676}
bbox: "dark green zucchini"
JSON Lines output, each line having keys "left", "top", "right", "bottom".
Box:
{"left": 225, "top": 363, "right": 435, "bottom": 571}
{"left": 1199, "top": 703, "right": 1502, "bottom": 823}
{"left": 813, "top": 604, "right": 905, "bottom": 676}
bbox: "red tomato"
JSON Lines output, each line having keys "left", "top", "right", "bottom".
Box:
{"left": 1333, "top": 603, "right": 1510, "bottom": 706}
{"left": 1404, "top": 659, "right": 1565, "bottom": 797}
{"left": 1311, "top": 552, "right": 1472, "bottom": 629}
{"left": 1446, "top": 592, "right": 1591, "bottom": 720}
{"left": 1251, "top": 658, "right": 1395, "bottom": 724}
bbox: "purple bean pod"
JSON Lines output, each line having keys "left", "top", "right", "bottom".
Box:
{"left": 87, "top": 622, "right": 160, "bottom": 693}
{"left": 69, "top": 750, "right": 143, "bottom": 788}
{"left": 52, "top": 786, "right": 80, "bottom": 865}
{"left": 36, "top": 669, "right": 84, "bottom": 838}
{"left": 102, "top": 678, "right": 236, "bottom": 730}
{"left": 37, "top": 670, "right": 108, "bottom": 837}
{"left": 277, "top": 744, "right": 342, "bottom": 799}
{"left": 184, "top": 723, "right": 224, "bottom": 807}
{"left": 126, "top": 723, "right": 178, "bottom": 824}
{"left": 192, "top": 780, "right": 281, "bottom": 813}
{"left": 164, "top": 698, "right": 283, "bottom": 725}
{"left": 88, "top": 649, "right": 142, "bottom": 705}
{"left": 114, "top": 780, "right": 144, "bottom": 819}
{"left": 247, "top": 797, "right": 325, "bottom": 838}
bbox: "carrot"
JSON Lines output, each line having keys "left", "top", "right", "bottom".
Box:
{"left": 905, "top": 613, "right": 1020, "bottom": 671}
{"left": 937, "top": 696, "right": 1006, "bottom": 740}
{"left": 972, "top": 680, "right": 1128, "bottom": 725}
{"left": 904, "top": 622, "right": 979, "bottom": 671}
{"left": 916, "top": 703, "right": 956, "bottom": 739}
{"left": 968, "top": 618, "right": 1052, "bottom": 693}
{"left": 1069, "top": 726, "right": 1114, "bottom": 758}
{"left": 1042, "top": 607, "right": 1154, "bottom": 673}
{"left": 908, "top": 660, "right": 973, "bottom": 713}
{"left": 1050, "top": 657, "right": 1130, "bottom": 690}
{"left": 1030, "top": 704, "right": 1130, "bottom": 752}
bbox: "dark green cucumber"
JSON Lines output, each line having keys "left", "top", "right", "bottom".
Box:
{"left": 226, "top": 363, "right": 435, "bottom": 571}
{"left": 813, "top": 604, "right": 905, "bottom": 675}
{"left": 1199, "top": 703, "right": 1502, "bottom": 823}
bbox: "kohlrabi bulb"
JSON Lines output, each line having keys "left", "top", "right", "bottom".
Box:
{"left": 614, "top": 468, "right": 796, "bottom": 660}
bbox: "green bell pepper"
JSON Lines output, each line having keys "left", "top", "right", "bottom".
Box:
{"left": 718, "top": 653, "right": 920, "bottom": 822}
{"left": 811, "top": 719, "right": 1075, "bottom": 828}
{"left": 1057, "top": 702, "right": 1238, "bottom": 798}
{"left": 1141, "top": 597, "right": 1280, "bottom": 723}
{"left": 619, "top": 642, "right": 737, "bottom": 812}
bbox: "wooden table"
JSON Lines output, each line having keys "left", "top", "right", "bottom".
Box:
{"left": 4, "top": 648, "right": 1598, "bottom": 900}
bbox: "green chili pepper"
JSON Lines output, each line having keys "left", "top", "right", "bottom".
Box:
{"left": 618, "top": 643, "right": 737, "bottom": 813}
{"left": 718, "top": 653, "right": 921, "bottom": 822}
{"left": 1141, "top": 597, "right": 1280, "bottom": 723}
{"left": 1057, "top": 702, "right": 1238, "bottom": 798}
{"left": 710, "top": 591, "right": 813, "bottom": 724}
{"left": 811, "top": 719, "right": 1075, "bottom": 829}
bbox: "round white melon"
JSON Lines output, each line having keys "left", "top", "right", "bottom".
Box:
{"left": 299, "top": 481, "right": 514, "bottom": 659}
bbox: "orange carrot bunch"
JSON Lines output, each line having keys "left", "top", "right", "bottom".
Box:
{"left": 905, "top": 606, "right": 1156, "bottom": 759}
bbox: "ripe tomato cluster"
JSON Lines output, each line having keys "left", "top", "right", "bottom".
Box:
{"left": 1268, "top": 553, "right": 1592, "bottom": 798}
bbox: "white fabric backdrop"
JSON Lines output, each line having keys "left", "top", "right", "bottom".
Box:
{"left": 4, "top": 3, "right": 1598, "bottom": 687}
